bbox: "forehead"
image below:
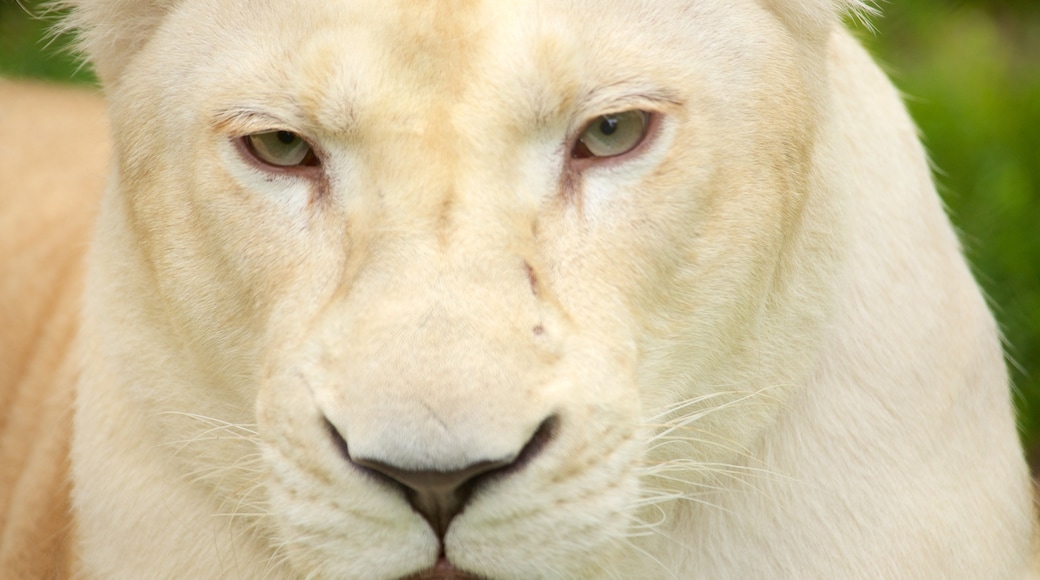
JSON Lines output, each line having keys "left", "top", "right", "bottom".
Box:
{"left": 175, "top": 0, "right": 704, "bottom": 130}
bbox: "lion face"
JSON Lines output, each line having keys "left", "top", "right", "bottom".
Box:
{"left": 90, "top": 0, "right": 839, "bottom": 576}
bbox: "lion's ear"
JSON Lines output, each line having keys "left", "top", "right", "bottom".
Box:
{"left": 58, "top": 0, "right": 180, "bottom": 84}
{"left": 762, "top": 0, "right": 876, "bottom": 38}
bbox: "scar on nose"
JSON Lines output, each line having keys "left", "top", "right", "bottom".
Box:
{"left": 524, "top": 261, "right": 538, "bottom": 297}
{"left": 526, "top": 261, "right": 544, "bottom": 336}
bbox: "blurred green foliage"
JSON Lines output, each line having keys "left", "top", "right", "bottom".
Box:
{"left": 0, "top": 1, "right": 95, "bottom": 82}
{"left": 2, "top": 0, "right": 1039, "bottom": 455}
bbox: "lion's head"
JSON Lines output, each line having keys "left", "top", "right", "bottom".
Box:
{"left": 64, "top": 0, "right": 1034, "bottom": 578}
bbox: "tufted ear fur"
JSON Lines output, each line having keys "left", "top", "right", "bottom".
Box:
{"left": 761, "top": 0, "right": 877, "bottom": 39}
{"left": 57, "top": 0, "right": 180, "bottom": 85}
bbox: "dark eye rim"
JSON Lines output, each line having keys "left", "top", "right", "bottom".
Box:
{"left": 234, "top": 130, "right": 324, "bottom": 176}
{"left": 569, "top": 110, "right": 658, "bottom": 162}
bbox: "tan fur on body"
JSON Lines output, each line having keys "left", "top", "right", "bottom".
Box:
{"left": 0, "top": 80, "right": 106, "bottom": 578}
{"left": 1, "top": 1, "right": 1036, "bottom": 577}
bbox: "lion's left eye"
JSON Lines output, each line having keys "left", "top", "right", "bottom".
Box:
{"left": 572, "top": 110, "right": 650, "bottom": 159}
{"left": 242, "top": 130, "right": 319, "bottom": 168}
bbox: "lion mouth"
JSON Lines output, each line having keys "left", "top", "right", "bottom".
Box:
{"left": 403, "top": 557, "right": 485, "bottom": 579}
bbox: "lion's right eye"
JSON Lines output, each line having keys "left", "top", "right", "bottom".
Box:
{"left": 242, "top": 130, "right": 319, "bottom": 168}
{"left": 572, "top": 110, "right": 650, "bottom": 159}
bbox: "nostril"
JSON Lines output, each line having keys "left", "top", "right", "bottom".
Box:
{"left": 326, "top": 417, "right": 351, "bottom": 461}
{"left": 491, "top": 415, "right": 556, "bottom": 480}
{"left": 324, "top": 416, "right": 558, "bottom": 538}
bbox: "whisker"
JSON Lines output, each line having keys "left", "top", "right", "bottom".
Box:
{"left": 644, "top": 387, "right": 783, "bottom": 423}
{"left": 155, "top": 410, "right": 259, "bottom": 435}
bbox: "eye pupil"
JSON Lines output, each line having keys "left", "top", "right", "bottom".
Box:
{"left": 599, "top": 117, "right": 618, "bottom": 136}
{"left": 276, "top": 130, "right": 296, "bottom": 144}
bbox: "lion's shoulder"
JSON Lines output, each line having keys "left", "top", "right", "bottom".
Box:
{"left": 0, "top": 79, "right": 107, "bottom": 578}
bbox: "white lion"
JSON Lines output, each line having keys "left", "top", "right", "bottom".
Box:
{"left": 0, "top": 0, "right": 1036, "bottom": 577}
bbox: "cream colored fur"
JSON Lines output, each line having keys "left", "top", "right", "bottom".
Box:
{"left": 1, "top": 0, "right": 1036, "bottom": 577}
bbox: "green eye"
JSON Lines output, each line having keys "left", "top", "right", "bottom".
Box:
{"left": 243, "top": 130, "right": 318, "bottom": 167}
{"left": 573, "top": 110, "right": 650, "bottom": 159}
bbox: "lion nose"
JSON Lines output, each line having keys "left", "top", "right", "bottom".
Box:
{"left": 351, "top": 457, "right": 510, "bottom": 538}
{"left": 327, "top": 417, "right": 556, "bottom": 539}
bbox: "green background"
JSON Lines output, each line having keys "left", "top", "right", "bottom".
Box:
{"left": 3, "top": 0, "right": 1039, "bottom": 465}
